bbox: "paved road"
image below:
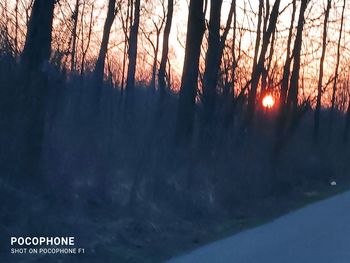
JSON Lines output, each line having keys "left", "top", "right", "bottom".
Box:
{"left": 166, "top": 190, "right": 350, "bottom": 263}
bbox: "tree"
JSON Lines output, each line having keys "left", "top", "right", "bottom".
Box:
{"left": 286, "top": 0, "right": 309, "bottom": 114}
{"left": 80, "top": 2, "right": 95, "bottom": 75}
{"left": 14, "top": 0, "right": 19, "bottom": 56}
{"left": 260, "top": 0, "right": 276, "bottom": 95}
{"left": 141, "top": 0, "right": 167, "bottom": 91}
{"left": 70, "top": 0, "right": 80, "bottom": 73}
{"left": 126, "top": 0, "right": 141, "bottom": 91}
{"left": 230, "top": 0, "right": 237, "bottom": 94}
{"left": 314, "top": 0, "right": 331, "bottom": 141}
{"left": 280, "top": 0, "right": 296, "bottom": 109}
{"left": 202, "top": 0, "right": 235, "bottom": 123}
{"left": 275, "top": 0, "right": 297, "bottom": 137}
{"left": 260, "top": 0, "right": 271, "bottom": 95}
{"left": 246, "top": 0, "right": 281, "bottom": 123}
{"left": 253, "top": 0, "right": 264, "bottom": 72}
{"left": 21, "top": 0, "right": 55, "bottom": 72}
{"left": 119, "top": 0, "right": 132, "bottom": 91}
{"left": 329, "top": 0, "right": 346, "bottom": 138}
{"left": 158, "top": 0, "right": 174, "bottom": 95}
{"left": 18, "top": 0, "right": 56, "bottom": 181}
{"left": 94, "top": 0, "right": 120, "bottom": 86}
{"left": 345, "top": 100, "right": 350, "bottom": 142}
{"left": 261, "top": 26, "right": 275, "bottom": 95}
{"left": 202, "top": 0, "right": 223, "bottom": 120}
{"left": 175, "top": 0, "right": 205, "bottom": 142}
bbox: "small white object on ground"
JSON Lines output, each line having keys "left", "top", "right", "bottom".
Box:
{"left": 330, "top": 181, "right": 337, "bottom": 186}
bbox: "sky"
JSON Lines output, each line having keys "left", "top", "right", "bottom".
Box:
{"left": 1, "top": 0, "right": 350, "bottom": 106}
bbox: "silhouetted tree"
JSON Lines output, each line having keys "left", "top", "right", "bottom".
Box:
{"left": 314, "top": 0, "right": 331, "bottom": 141}
{"left": 21, "top": 0, "right": 55, "bottom": 72}
{"left": 95, "top": 0, "right": 119, "bottom": 86}
{"left": 253, "top": 0, "right": 264, "bottom": 73}
{"left": 345, "top": 101, "right": 350, "bottom": 142}
{"left": 119, "top": 0, "right": 132, "bottom": 91}
{"left": 142, "top": 0, "right": 167, "bottom": 92}
{"left": 287, "top": 0, "right": 309, "bottom": 115}
{"left": 80, "top": 2, "right": 94, "bottom": 75}
{"left": 202, "top": 0, "right": 223, "bottom": 120}
{"left": 158, "top": 0, "right": 174, "bottom": 95}
{"left": 202, "top": 0, "right": 235, "bottom": 125}
{"left": 70, "top": 0, "right": 80, "bottom": 73}
{"left": 246, "top": 0, "right": 281, "bottom": 122}
{"left": 261, "top": 0, "right": 274, "bottom": 95}
{"left": 175, "top": 0, "right": 205, "bottom": 142}
{"left": 14, "top": 0, "right": 19, "bottom": 56}
{"left": 280, "top": 0, "right": 296, "bottom": 109}
{"left": 329, "top": 0, "right": 346, "bottom": 137}
{"left": 230, "top": 0, "right": 237, "bottom": 98}
{"left": 126, "top": 0, "right": 141, "bottom": 91}
{"left": 261, "top": 26, "right": 275, "bottom": 95}
{"left": 18, "top": 0, "right": 56, "bottom": 181}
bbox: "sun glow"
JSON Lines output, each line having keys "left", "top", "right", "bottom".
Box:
{"left": 262, "top": 94, "right": 275, "bottom": 109}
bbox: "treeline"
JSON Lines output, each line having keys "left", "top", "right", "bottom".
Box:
{"left": 0, "top": 0, "right": 350, "bottom": 186}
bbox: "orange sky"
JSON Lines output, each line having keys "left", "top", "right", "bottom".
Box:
{"left": 2, "top": 0, "right": 350, "bottom": 107}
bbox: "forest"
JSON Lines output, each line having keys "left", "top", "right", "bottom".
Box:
{"left": 0, "top": 0, "right": 350, "bottom": 262}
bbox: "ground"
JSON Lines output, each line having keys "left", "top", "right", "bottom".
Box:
{"left": 166, "top": 188, "right": 350, "bottom": 263}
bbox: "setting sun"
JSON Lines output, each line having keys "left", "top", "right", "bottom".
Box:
{"left": 262, "top": 94, "right": 275, "bottom": 109}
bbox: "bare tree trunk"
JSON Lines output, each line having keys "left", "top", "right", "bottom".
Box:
{"left": 260, "top": 0, "right": 270, "bottom": 95}
{"left": 167, "top": 58, "right": 171, "bottom": 87}
{"left": 220, "top": 0, "right": 236, "bottom": 81}
{"left": 80, "top": 2, "right": 94, "bottom": 76}
{"left": 14, "top": 0, "right": 19, "bottom": 57}
{"left": 94, "top": 0, "right": 118, "bottom": 86}
{"left": 120, "top": 0, "right": 132, "bottom": 92}
{"left": 286, "top": 0, "right": 309, "bottom": 114}
{"left": 280, "top": 0, "right": 296, "bottom": 109}
{"left": 223, "top": 0, "right": 237, "bottom": 128}
{"left": 126, "top": 0, "right": 141, "bottom": 92}
{"left": 158, "top": 0, "right": 174, "bottom": 95}
{"left": 231, "top": 1, "right": 237, "bottom": 93}
{"left": 329, "top": 0, "right": 346, "bottom": 138}
{"left": 18, "top": 0, "right": 56, "bottom": 182}
{"left": 21, "top": 0, "right": 55, "bottom": 71}
{"left": 70, "top": 0, "right": 80, "bottom": 73}
{"left": 261, "top": 26, "right": 275, "bottom": 94}
{"left": 246, "top": 0, "right": 281, "bottom": 123}
{"left": 345, "top": 102, "right": 350, "bottom": 142}
{"left": 149, "top": 26, "right": 162, "bottom": 92}
{"left": 314, "top": 0, "right": 331, "bottom": 141}
{"left": 121, "top": 38, "right": 127, "bottom": 91}
{"left": 150, "top": 43, "right": 159, "bottom": 92}
{"left": 253, "top": 0, "right": 263, "bottom": 72}
{"left": 175, "top": 0, "right": 205, "bottom": 143}
{"left": 202, "top": 0, "right": 235, "bottom": 127}
{"left": 275, "top": 0, "right": 296, "bottom": 138}
{"left": 202, "top": 0, "right": 223, "bottom": 121}
{"left": 263, "top": 0, "right": 270, "bottom": 34}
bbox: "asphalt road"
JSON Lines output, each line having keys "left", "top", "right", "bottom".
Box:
{"left": 165, "top": 190, "right": 350, "bottom": 263}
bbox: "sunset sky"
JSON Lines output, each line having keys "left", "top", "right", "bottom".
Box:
{"left": 1, "top": 0, "right": 350, "bottom": 107}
